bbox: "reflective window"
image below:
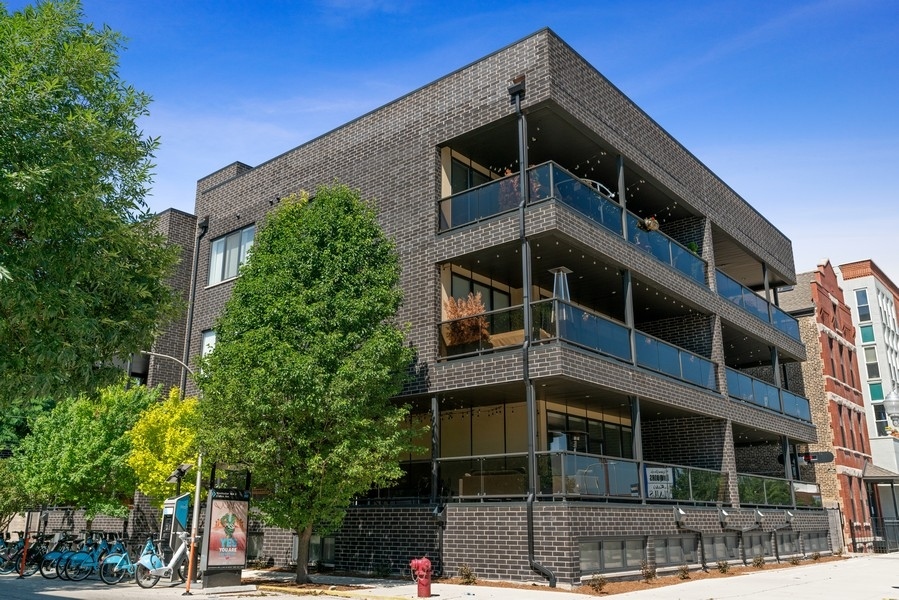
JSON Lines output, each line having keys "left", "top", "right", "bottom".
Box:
{"left": 208, "top": 224, "right": 255, "bottom": 285}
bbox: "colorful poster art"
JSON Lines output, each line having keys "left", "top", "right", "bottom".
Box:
{"left": 205, "top": 491, "right": 249, "bottom": 569}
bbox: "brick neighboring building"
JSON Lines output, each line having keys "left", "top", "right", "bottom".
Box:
{"left": 838, "top": 259, "right": 899, "bottom": 549}
{"left": 156, "top": 29, "right": 835, "bottom": 584}
{"left": 781, "top": 260, "right": 873, "bottom": 551}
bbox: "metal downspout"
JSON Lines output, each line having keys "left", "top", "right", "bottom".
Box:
{"left": 180, "top": 215, "right": 209, "bottom": 396}
{"left": 510, "top": 76, "right": 556, "bottom": 588}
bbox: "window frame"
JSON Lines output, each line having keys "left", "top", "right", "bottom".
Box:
{"left": 208, "top": 224, "right": 255, "bottom": 286}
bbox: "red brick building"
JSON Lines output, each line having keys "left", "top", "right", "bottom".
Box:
{"left": 782, "top": 260, "right": 873, "bottom": 551}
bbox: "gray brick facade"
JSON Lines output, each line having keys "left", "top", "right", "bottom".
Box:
{"left": 143, "top": 29, "right": 830, "bottom": 586}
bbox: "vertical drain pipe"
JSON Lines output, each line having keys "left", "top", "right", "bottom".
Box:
{"left": 510, "top": 75, "right": 556, "bottom": 588}
{"left": 180, "top": 215, "right": 209, "bottom": 396}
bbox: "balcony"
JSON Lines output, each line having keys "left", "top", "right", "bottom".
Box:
{"left": 737, "top": 473, "right": 822, "bottom": 508}
{"left": 625, "top": 213, "right": 705, "bottom": 285}
{"left": 532, "top": 299, "right": 632, "bottom": 362}
{"left": 635, "top": 331, "right": 717, "bottom": 392}
{"left": 725, "top": 368, "right": 812, "bottom": 423}
{"left": 438, "top": 451, "right": 822, "bottom": 508}
{"left": 716, "top": 270, "right": 801, "bottom": 341}
{"left": 438, "top": 162, "right": 707, "bottom": 285}
{"left": 439, "top": 299, "right": 719, "bottom": 393}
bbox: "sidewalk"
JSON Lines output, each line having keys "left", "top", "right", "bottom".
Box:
{"left": 254, "top": 553, "right": 899, "bottom": 600}
{"left": 2, "top": 554, "right": 897, "bottom": 599}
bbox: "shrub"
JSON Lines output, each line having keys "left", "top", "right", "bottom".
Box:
{"left": 458, "top": 564, "right": 477, "bottom": 585}
{"left": 811, "top": 552, "right": 821, "bottom": 561}
{"left": 716, "top": 560, "right": 730, "bottom": 574}
{"left": 752, "top": 554, "right": 766, "bottom": 569}
{"left": 640, "top": 560, "right": 656, "bottom": 582}
{"left": 586, "top": 574, "right": 607, "bottom": 592}
{"left": 789, "top": 555, "right": 801, "bottom": 565}
{"left": 677, "top": 563, "right": 691, "bottom": 580}
{"left": 443, "top": 293, "right": 489, "bottom": 346}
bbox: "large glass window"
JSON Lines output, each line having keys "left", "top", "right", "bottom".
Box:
{"left": 451, "top": 158, "right": 490, "bottom": 194}
{"left": 654, "top": 536, "right": 698, "bottom": 566}
{"left": 208, "top": 224, "right": 255, "bottom": 285}
{"left": 856, "top": 289, "right": 871, "bottom": 322}
{"left": 744, "top": 532, "right": 773, "bottom": 560}
{"left": 702, "top": 534, "right": 739, "bottom": 562}
{"left": 451, "top": 273, "right": 510, "bottom": 312}
{"left": 547, "top": 410, "right": 633, "bottom": 458}
{"left": 579, "top": 538, "right": 645, "bottom": 573}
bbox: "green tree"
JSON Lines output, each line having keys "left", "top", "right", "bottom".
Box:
{"left": 11, "top": 380, "right": 158, "bottom": 519}
{"left": 197, "top": 186, "right": 416, "bottom": 583}
{"left": 0, "top": 0, "right": 180, "bottom": 407}
{"left": 127, "top": 387, "right": 199, "bottom": 506}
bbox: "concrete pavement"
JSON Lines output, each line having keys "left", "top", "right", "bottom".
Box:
{"left": 3, "top": 554, "right": 899, "bottom": 600}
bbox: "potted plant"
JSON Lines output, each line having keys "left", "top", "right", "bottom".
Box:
{"left": 638, "top": 215, "right": 659, "bottom": 231}
{"left": 443, "top": 292, "right": 490, "bottom": 348}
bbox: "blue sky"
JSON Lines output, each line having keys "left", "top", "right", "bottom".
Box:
{"left": 8, "top": 0, "right": 899, "bottom": 279}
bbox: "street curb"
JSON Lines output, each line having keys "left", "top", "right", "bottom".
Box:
{"left": 257, "top": 584, "right": 409, "bottom": 600}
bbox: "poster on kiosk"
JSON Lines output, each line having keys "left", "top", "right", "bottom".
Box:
{"left": 201, "top": 466, "right": 251, "bottom": 572}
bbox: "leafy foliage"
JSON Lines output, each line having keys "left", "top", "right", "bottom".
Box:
{"left": 0, "top": 459, "right": 29, "bottom": 532}
{"left": 442, "top": 292, "right": 489, "bottom": 345}
{"left": 197, "top": 185, "right": 416, "bottom": 582}
{"left": 0, "top": 0, "right": 180, "bottom": 407}
{"left": 10, "top": 381, "right": 158, "bottom": 518}
{"left": 127, "top": 388, "right": 199, "bottom": 506}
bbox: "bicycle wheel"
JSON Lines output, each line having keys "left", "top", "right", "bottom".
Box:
{"left": 40, "top": 554, "right": 60, "bottom": 579}
{"left": 135, "top": 562, "right": 160, "bottom": 588}
{"left": 99, "top": 554, "right": 128, "bottom": 585}
{"left": 0, "top": 550, "right": 19, "bottom": 574}
{"left": 18, "top": 551, "right": 42, "bottom": 576}
{"left": 56, "top": 551, "right": 73, "bottom": 579}
{"left": 176, "top": 552, "right": 200, "bottom": 582}
{"left": 65, "top": 551, "right": 93, "bottom": 581}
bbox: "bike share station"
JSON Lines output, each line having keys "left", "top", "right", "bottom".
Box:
{"left": 158, "top": 492, "right": 191, "bottom": 582}
{"left": 199, "top": 464, "right": 251, "bottom": 588}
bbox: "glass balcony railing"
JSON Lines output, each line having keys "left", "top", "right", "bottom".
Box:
{"left": 781, "top": 389, "right": 812, "bottom": 422}
{"left": 625, "top": 213, "right": 706, "bottom": 285}
{"left": 439, "top": 454, "right": 529, "bottom": 498}
{"left": 635, "top": 331, "right": 717, "bottom": 391}
{"left": 793, "top": 480, "right": 823, "bottom": 508}
{"left": 536, "top": 451, "right": 641, "bottom": 499}
{"left": 644, "top": 462, "right": 727, "bottom": 504}
{"left": 715, "top": 271, "right": 801, "bottom": 341}
{"left": 438, "top": 305, "right": 525, "bottom": 358}
{"left": 737, "top": 473, "right": 794, "bottom": 506}
{"left": 532, "top": 299, "right": 632, "bottom": 362}
{"left": 540, "top": 164, "right": 623, "bottom": 235}
{"left": 725, "top": 367, "right": 812, "bottom": 423}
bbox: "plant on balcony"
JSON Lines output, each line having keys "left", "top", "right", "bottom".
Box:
{"left": 885, "top": 425, "right": 899, "bottom": 439}
{"left": 443, "top": 292, "right": 490, "bottom": 346}
{"left": 638, "top": 215, "right": 659, "bottom": 231}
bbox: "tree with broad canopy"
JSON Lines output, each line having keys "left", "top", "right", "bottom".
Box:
{"left": 197, "top": 185, "right": 418, "bottom": 583}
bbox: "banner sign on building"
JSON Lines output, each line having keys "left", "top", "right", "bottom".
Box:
{"left": 645, "top": 466, "right": 673, "bottom": 499}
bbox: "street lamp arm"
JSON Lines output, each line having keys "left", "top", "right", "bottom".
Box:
{"left": 140, "top": 350, "right": 196, "bottom": 376}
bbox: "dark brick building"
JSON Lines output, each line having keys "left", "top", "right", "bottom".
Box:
{"left": 159, "top": 29, "right": 832, "bottom": 585}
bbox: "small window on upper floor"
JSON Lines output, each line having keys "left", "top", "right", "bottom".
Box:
{"left": 861, "top": 324, "right": 875, "bottom": 343}
{"left": 208, "top": 224, "right": 255, "bottom": 286}
{"left": 201, "top": 330, "right": 217, "bottom": 357}
{"left": 855, "top": 289, "right": 871, "bottom": 322}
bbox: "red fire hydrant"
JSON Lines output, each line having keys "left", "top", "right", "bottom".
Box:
{"left": 410, "top": 556, "right": 432, "bottom": 598}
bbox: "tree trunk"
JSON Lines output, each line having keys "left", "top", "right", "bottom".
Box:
{"left": 294, "top": 524, "right": 313, "bottom": 584}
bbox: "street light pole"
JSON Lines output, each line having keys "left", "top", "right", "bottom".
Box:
{"left": 135, "top": 349, "right": 202, "bottom": 594}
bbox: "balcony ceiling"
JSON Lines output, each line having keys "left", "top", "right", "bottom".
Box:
{"left": 445, "top": 102, "right": 793, "bottom": 293}
{"left": 443, "top": 102, "right": 693, "bottom": 225}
